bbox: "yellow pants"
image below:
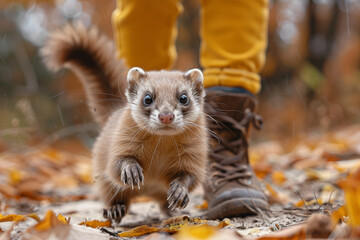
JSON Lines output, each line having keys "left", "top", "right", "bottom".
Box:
{"left": 112, "top": 0, "right": 268, "bottom": 94}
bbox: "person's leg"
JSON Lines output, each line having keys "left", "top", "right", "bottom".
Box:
{"left": 200, "top": 0, "right": 270, "bottom": 219}
{"left": 112, "top": 0, "right": 182, "bottom": 70}
{"left": 200, "top": 0, "right": 268, "bottom": 94}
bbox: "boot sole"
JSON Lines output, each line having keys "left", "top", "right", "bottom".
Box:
{"left": 204, "top": 197, "right": 269, "bottom": 220}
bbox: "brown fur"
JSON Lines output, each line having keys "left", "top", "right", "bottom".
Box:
{"left": 94, "top": 107, "right": 207, "bottom": 210}
{"left": 42, "top": 25, "right": 208, "bottom": 222}
{"left": 41, "top": 23, "right": 128, "bottom": 125}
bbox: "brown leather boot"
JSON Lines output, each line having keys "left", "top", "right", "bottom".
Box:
{"left": 204, "top": 91, "right": 269, "bottom": 219}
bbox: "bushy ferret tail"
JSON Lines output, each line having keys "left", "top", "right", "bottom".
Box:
{"left": 41, "top": 23, "right": 128, "bottom": 125}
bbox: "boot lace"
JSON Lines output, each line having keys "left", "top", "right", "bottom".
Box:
{"left": 207, "top": 106, "right": 263, "bottom": 187}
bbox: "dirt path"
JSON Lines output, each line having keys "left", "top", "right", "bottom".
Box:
{"left": 1, "top": 125, "right": 359, "bottom": 239}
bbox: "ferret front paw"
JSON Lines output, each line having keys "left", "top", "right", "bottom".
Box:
{"left": 103, "top": 204, "right": 126, "bottom": 223}
{"left": 167, "top": 180, "right": 189, "bottom": 210}
{"left": 120, "top": 161, "right": 144, "bottom": 189}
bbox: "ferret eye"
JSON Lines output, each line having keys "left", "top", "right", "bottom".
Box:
{"left": 179, "top": 94, "right": 188, "bottom": 105}
{"left": 143, "top": 94, "right": 153, "bottom": 106}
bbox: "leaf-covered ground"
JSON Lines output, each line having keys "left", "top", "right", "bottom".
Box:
{"left": 0, "top": 125, "right": 360, "bottom": 239}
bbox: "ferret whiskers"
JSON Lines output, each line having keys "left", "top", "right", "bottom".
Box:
{"left": 148, "top": 136, "right": 162, "bottom": 171}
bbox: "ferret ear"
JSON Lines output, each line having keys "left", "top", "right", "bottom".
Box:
{"left": 184, "top": 69, "right": 204, "bottom": 98}
{"left": 126, "top": 67, "right": 146, "bottom": 99}
{"left": 127, "top": 67, "right": 146, "bottom": 84}
{"left": 184, "top": 68, "right": 203, "bottom": 85}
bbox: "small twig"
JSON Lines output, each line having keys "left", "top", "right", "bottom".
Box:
{"left": 100, "top": 227, "right": 119, "bottom": 237}
{"left": 313, "top": 188, "right": 322, "bottom": 210}
{"left": 296, "top": 191, "right": 309, "bottom": 211}
{"left": 327, "top": 189, "right": 335, "bottom": 210}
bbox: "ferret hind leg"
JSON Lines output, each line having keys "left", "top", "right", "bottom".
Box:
{"left": 96, "top": 178, "right": 133, "bottom": 224}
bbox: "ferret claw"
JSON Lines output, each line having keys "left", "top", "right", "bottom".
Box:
{"left": 120, "top": 161, "right": 144, "bottom": 189}
{"left": 103, "top": 204, "right": 126, "bottom": 224}
{"left": 167, "top": 180, "right": 189, "bottom": 211}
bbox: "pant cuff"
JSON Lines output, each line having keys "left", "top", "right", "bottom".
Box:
{"left": 203, "top": 68, "right": 261, "bottom": 94}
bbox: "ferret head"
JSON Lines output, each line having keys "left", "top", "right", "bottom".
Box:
{"left": 125, "top": 67, "right": 205, "bottom": 136}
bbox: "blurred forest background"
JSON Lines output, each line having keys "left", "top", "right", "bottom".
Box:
{"left": 0, "top": 0, "right": 359, "bottom": 150}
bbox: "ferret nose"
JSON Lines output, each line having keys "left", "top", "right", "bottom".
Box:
{"left": 158, "top": 112, "right": 175, "bottom": 124}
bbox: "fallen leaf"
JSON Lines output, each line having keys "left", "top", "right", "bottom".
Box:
{"left": 0, "top": 213, "right": 27, "bottom": 222}
{"left": 118, "top": 218, "right": 230, "bottom": 238}
{"left": 265, "top": 183, "right": 287, "bottom": 204}
{"left": 272, "top": 171, "right": 286, "bottom": 186}
{"left": 27, "top": 213, "right": 41, "bottom": 222}
{"left": 175, "top": 220, "right": 233, "bottom": 240}
{"left": 294, "top": 198, "right": 323, "bottom": 207}
{"left": 337, "top": 167, "right": 360, "bottom": 226}
{"left": 57, "top": 213, "right": 70, "bottom": 224}
{"left": 161, "top": 215, "right": 191, "bottom": 227}
{"left": 216, "top": 218, "right": 231, "bottom": 229}
{"left": 29, "top": 210, "right": 68, "bottom": 232}
{"left": 25, "top": 216, "right": 108, "bottom": 240}
{"left": 331, "top": 205, "right": 348, "bottom": 224}
{"left": 194, "top": 200, "right": 208, "bottom": 210}
{"left": 79, "top": 219, "right": 111, "bottom": 228}
{"left": 175, "top": 224, "right": 216, "bottom": 240}
{"left": 9, "top": 170, "right": 23, "bottom": 185}
{"left": 253, "top": 162, "right": 273, "bottom": 179}
{"left": 163, "top": 218, "right": 229, "bottom": 234}
{"left": 118, "top": 225, "right": 159, "bottom": 237}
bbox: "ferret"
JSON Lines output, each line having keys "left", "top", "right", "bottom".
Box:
{"left": 41, "top": 24, "right": 208, "bottom": 223}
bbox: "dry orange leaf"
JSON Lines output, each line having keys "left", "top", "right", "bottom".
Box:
{"left": 294, "top": 198, "right": 323, "bottom": 207}
{"left": 57, "top": 213, "right": 70, "bottom": 224}
{"left": 194, "top": 200, "right": 208, "bottom": 210}
{"left": 175, "top": 219, "right": 231, "bottom": 240}
{"left": 331, "top": 205, "right": 348, "bottom": 224}
{"left": 161, "top": 215, "right": 191, "bottom": 226}
{"left": 79, "top": 219, "right": 111, "bottom": 228}
{"left": 118, "top": 218, "right": 230, "bottom": 238}
{"left": 253, "top": 162, "right": 273, "bottom": 179}
{"left": 175, "top": 224, "right": 217, "bottom": 240}
{"left": 26, "top": 213, "right": 41, "bottom": 222}
{"left": 30, "top": 210, "right": 69, "bottom": 232}
{"left": 0, "top": 213, "right": 27, "bottom": 222}
{"left": 162, "top": 218, "right": 229, "bottom": 233}
{"left": 9, "top": 170, "right": 23, "bottom": 185}
{"left": 118, "top": 225, "right": 159, "bottom": 237}
{"left": 338, "top": 167, "right": 360, "bottom": 226}
{"left": 272, "top": 171, "right": 286, "bottom": 186}
{"left": 265, "top": 183, "right": 286, "bottom": 204}
{"left": 216, "top": 218, "right": 231, "bottom": 229}
{"left": 0, "top": 213, "right": 40, "bottom": 224}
